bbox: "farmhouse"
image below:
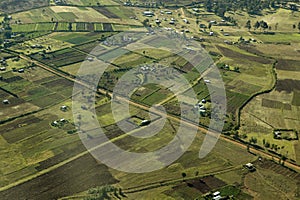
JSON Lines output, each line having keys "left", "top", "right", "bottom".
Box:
{"left": 140, "top": 120, "right": 151, "bottom": 126}
{"left": 213, "top": 191, "right": 222, "bottom": 200}
{"left": 143, "top": 11, "right": 154, "bottom": 17}
{"left": 60, "top": 105, "right": 67, "bottom": 111}
{"left": 2, "top": 99, "right": 9, "bottom": 104}
{"left": 183, "top": 19, "right": 189, "bottom": 24}
{"left": 245, "top": 163, "right": 256, "bottom": 172}
{"left": 274, "top": 131, "right": 282, "bottom": 139}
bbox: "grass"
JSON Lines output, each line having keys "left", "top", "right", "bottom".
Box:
{"left": 11, "top": 24, "right": 36, "bottom": 32}
{"left": 65, "top": 0, "right": 119, "bottom": 6}
{"left": 50, "top": 32, "right": 111, "bottom": 44}
{"left": 254, "top": 33, "right": 300, "bottom": 43}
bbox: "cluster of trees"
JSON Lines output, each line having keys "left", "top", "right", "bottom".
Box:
{"left": 203, "top": 0, "right": 299, "bottom": 17}
{"left": 85, "top": 185, "right": 126, "bottom": 200}
{"left": 245, "top": 20, "right": 300, "bottom": 32}
{"left": 245, "top": 20, "right": 272, "bottom": 31}
{"left": 0, "top": 14, "right": 13, "bottom": 44}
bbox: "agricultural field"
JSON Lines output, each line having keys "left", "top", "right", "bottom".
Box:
{"left": 30, "top": 47, "right": 88, "bottom": 68}
{"left": 9, "top": 34, "right": 73, "bottom": 54}
{"left": 1, "top": 1, "right": 300, "bottom": 200}
{"left": 0, "top": 0, "right": 48, "bottom": 13}
{"left": 240, "top": 40, "right": 300, "bottom": 164}
{"left": 65, "top": 0, "right": 119, "bottom": 6}
{"left": 49, "top": 31, "right": 114, "bottom": 44}
{"left": 10, "top": 6, "right": 141, "bottom": 26}
{"left": 0, "top": 60, "right": 74, "bottom": 121}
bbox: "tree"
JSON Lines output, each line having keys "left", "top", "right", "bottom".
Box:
{"left": 260, "top": 20, "right": 268, "bottom": 31}
{"left": 245, "top": 20, "right": 251, "bottom": 31}
{"left": 249, "top": 137, "right": 257, "bottom": 144}
{"left": 68, "top": 22, "right": 72, "bottom": 31}
{"left": 208, "top": 23, "right": 212, "bottom": 30}
{"left": 181, "top": 172, "right": 186, "bottom": 182}
{"left": 254, "top": 21, "right": 260, "bottom": 30}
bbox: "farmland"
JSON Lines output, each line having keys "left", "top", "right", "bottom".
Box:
{"left": 0, "top": 0, "right": 300, "bottom": 199}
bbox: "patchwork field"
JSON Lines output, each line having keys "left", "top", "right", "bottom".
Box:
{"left": 11, "top": 6, "right": 141, "bottom": 26}
{"left": 1, "top": 1, "right": 300, "bottom": 200}
{"left": 0, "top": 62, "right": 73, "bottom": 121}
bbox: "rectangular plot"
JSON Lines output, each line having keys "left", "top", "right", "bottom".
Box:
{"left": 11, "top": 24, "right": 37, "bottom": 32}
{"left": 262, "top": 98, "right": 292, "bottom": 110}
{"left": 103, "top": 23, "right": 113, "bottom": 32}
{"left": 35, "top": 23, "right": 55, "bottom": 31}
{"left": 30, "top": 92, "right": 65, "bottom": 108}
{"left": 292, "top": 90, "right": 300, "bottom": 106}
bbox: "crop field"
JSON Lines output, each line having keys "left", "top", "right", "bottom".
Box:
{"left": 30, "top": 47, "right": 87, "bottom": 68}
{"left": 65, "top": 0, "right": 119, "bottom": 6}
{"left": 0, "top": 63, "right": 74, "bottom": 121}
{"left": 2, "top": 2, "right": 300, "bottom": 199}
{"left": 11, "top": 24, "right": 37, "bottom": 32}
{"left": 0, "top": 0, "right": 48, "bottom": 13}
{"left": 9, "top": 35, "right": 73, "bottom": 55}
{"left": 49, "top": 32, "right": 113, "bottom": 44}
{"left": 254, "top": 33, "right": 300, "bottom": 43}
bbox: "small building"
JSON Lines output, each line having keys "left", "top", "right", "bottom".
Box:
{"left": 2, "top": 99, "right": 9, "bottom": 104}
{"left": 183, "top": 19, "right": 189, "bottom": 24}
{"left": 204, "top": 79, "right": 211, "bottom": 83}
{"left": 53, "top": 121, "right": 58, "bottom": 126}
{"left": 213, "top": 195, "right": 222, "bottom": 200}
{"left": 143, "top": 11, "right": 154, "bottom": 16}
{"left": 274, "top": 131, "right": 281, "bottom": 139}
{"left": 18, "top": 69, "right": 24, "bottom": 73}
{"left": 0, "top": 67, "right": 6, "bottom": 71}
{"left": 60, "top": 105, "right": 67, "bottom": 111}
{"left": 213, "top": 191, "right": 220, "bottom": 196}
{"left": 209, "top": 31, "right": 214, "bottom": 36}
{"left": 201, "top": 99, "right": 206, "bottom": 104}
{"left": 192, "top": 8, "right": 200, "bottom": 12}
{"left": 165, "top": 11, "right": 172, "bottom": 14}
{"left": 245, "top": 163, "right": 256, "bottom": 172}
{"left": 87, "top": 57, "right": 93, "bottom": 61}
{"left": 140, "top": 120, "right": 151, "bottom": 126}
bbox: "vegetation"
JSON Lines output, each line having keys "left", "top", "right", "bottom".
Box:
{"left": 0, "top": 0, "right": 299, "bottom": 199}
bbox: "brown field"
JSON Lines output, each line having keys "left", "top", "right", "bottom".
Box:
{"left": 276, "top": 59, "right": 300, "bottom": 71}
{"left": 93, "top": 7, "right": 120, "bottom": 18}
{"left": 275, "top": 79, "right": 300, "bottom": 93}
{"left": 217, "top": 45, "right": 272, "bottom": 64}
{"left": 0, "top": 154, "right": 118, "bottom": 200}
